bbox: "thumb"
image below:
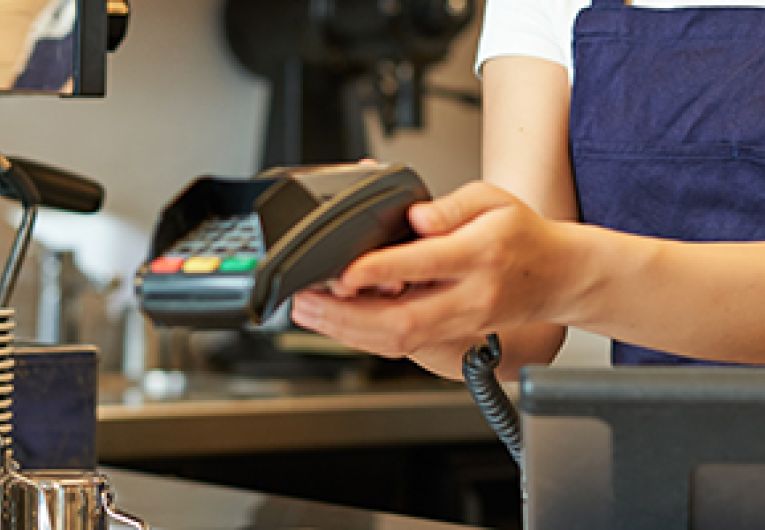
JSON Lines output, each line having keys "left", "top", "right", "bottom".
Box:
{"left": 409, "top": 181, "right": 517, "bottom": 236}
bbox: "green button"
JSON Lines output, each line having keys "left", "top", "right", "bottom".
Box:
{"left": 220, "top": 256, "right": 259, "bottom": 272}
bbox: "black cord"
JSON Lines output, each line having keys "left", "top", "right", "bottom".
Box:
{"left": 462, "top": 333, "right": 523, "bottom": 466}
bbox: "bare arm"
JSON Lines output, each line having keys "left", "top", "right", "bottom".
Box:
{"left": 292, "top": 55, "right": 765, "bottom": 375}
{"left": 482, "top": 57, "right": 577, "bottom": 220}
{"left": 545, "top": 225, "right": 765, "bottom": 364}
{"left": 481, "top": 56, "right": 577, "bottom": 378}
{"left": 466, "top": 57, "right": 765, "bottom": 365}
{"left": 480, "top": 61, "right": 765, "bottom": 364}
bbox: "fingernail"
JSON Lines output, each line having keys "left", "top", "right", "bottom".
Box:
{"left": 333, "top": 282, "right": 358, "bottom": 298}
{"left": 293, "top": 295, "right": 318, "bottom": 315}
{"left": 326, "top": 280, "right": 347, "bottom": 297}
{"left": 410, "top": 204, "right": 436, "bottom": 230}
{"left": 379, "top": 281, "right": 404, "bottom": 295}
{"left": 291, "top": 308, "right": 316, "bottom": 328}
{"left": 292, "top": 298, "right": 322, "bottom": 326}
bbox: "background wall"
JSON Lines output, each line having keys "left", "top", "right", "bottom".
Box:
{"left": 0, "top": 0, "right": 609, "bottom": 366}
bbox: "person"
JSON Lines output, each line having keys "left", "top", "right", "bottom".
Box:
{"left": 292, "top": 0, "right": 765, "bottom": 380}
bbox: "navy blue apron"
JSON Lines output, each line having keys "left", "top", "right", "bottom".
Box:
{"left": 570, "top": 0, "right": 765, "bottom": 365}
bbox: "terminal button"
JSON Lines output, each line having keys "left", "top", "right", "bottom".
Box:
{"left": 183, "top": 257, "right": 221, "bottom": 274}
{"left": 150, "top": 257, "right": 185, "bottom": 274}
{"left": 220, "top": 256, "right": 259, "bottom": 273}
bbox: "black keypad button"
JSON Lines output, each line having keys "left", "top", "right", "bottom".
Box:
{"left": 162, "top": 214, "right": 265, "bottom": 267}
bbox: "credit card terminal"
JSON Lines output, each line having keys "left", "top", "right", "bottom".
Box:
{"left": 135, "top": 163, "right": 431, "bottom": 329}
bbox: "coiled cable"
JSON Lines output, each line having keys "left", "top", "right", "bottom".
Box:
{"left": 462, "top": 333, "right": 523, "bottom": 466}
{"left": 0, "top": 309, "right": 15, "bottom": 470}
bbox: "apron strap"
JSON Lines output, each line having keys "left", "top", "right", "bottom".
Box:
{"left": 591, "top": 0, "right": 628, "bottom": 7}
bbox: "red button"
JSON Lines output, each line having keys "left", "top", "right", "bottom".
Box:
{"left": 150, "top": 257, "right": 185, "bottom": 274}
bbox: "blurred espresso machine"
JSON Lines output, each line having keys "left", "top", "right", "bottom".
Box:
{"left": 0, "top": 2, "right": 148, "bottom": 529}
{"left": 225, "top": 0, "right": 477, "bottom": 165}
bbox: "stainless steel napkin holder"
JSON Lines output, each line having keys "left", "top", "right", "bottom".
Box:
{"left": 0, "top": 309, "right": 147, "bottom": 530}
{"left": 0, "top": 468, "right": 147, "bottom": 530}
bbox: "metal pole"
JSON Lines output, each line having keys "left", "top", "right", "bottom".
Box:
{"left": 0, "top": 205, "right": 38, "bottom": 307}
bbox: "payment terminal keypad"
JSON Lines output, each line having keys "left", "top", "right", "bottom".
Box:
{"left": 137, "top": 164, "right": 430, "bottom": 328}
{"left": 149, "top": 213, "right": 265, "bottom": 276}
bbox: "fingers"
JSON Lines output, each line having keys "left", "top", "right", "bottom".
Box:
{"left": 293, "top": 290, "right": 475, "bottom": 380}
{"left": 409, "top": 181, "right": 517, "bottom": 236}
{"left": 292, "top": 291, "right": 402, "bottom": 352}
{"left": 326, "top": 279, "right": 405, "bottom": 298}
{"left": 376, "top": 281, "right": 407, "bottom": 296}
{"left": 339, "top": 234, "right": 474, "bottom": 290}
{"left": 326, "top": 279, "right": 356, "bottom": 298}
{"left": 292, "top": 282, "right": 485, "bottom": 354}
{"left": 335, "top": 182, "right": 521, "bottom": 293}
{"left": 292, "top": 292, "right": 411, "bottom": 355}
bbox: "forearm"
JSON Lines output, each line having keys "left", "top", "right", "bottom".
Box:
{"left": 551, "top": 222, "right": 765, "bottom": 364}
{"left": 404, "top": 321, "right": 564, "bottom": 382}
{"left": 494, "top": 322, "right": 566, "bottom": 380}
{"left": 481, "top": 57, "right": 577, "bottom": 222}
{"left": 480, "top": 57, "right": 575, "bottom": 374}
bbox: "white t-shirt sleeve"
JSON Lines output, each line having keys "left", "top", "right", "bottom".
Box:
{"left": 475, "top": 0, "right": 572, "bottom": 76}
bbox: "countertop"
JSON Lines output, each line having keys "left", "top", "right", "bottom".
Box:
{"left": 98, "top": 374, "right": 514, "bottom": 459}
{"left": 107, "top": 467, "right": 485, "bottom": 530}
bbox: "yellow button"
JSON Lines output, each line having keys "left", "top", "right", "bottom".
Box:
{"left": 182, "top": 257, "right": 221, "bottom": 274}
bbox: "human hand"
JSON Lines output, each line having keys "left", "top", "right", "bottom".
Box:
{"left": 291, "top": 181, "right": 579, "bottom": 374}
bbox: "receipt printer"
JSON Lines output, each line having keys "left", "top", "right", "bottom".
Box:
{"left": 136, "top": 163, "right": 431, "bottom": 329}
